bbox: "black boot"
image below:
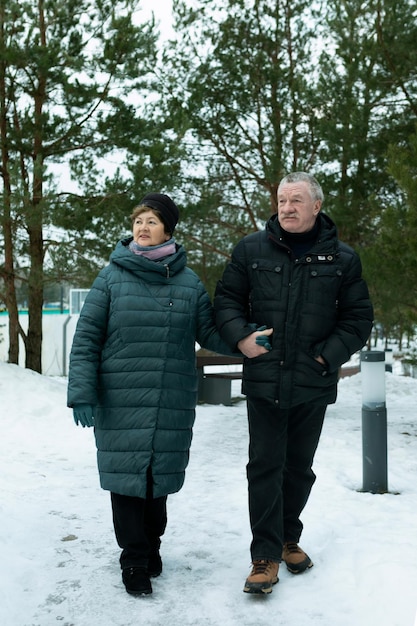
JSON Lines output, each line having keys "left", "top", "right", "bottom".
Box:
{"left": 122, "top": 567, "right": 152, "bottom": 596}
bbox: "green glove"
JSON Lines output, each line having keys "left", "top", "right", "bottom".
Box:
{"left": 73, "top": 404, "right": 95, "bottom": 428}
{"left": 251, "top": 324, "right": 271, "bottom": 350}
{"left": 256, "top": 335, "right": 272, "bottom": 350}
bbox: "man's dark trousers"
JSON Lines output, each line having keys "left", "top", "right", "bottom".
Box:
{"left": 246, "top": 397, "right": 327, "bottom": 562}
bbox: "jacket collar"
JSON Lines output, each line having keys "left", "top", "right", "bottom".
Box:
{"left": 266, "top": 212, "right": 339, "bottom": 255}
{"left": 109, "top": 236, "right": 187, "bottom": 279}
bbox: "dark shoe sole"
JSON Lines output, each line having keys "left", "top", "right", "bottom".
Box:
{"left": 243, "top": 577, "right": 279, "bottom": 594}
{"left": 125, "top": 587, "right": 152, "bottom": 596}
{"left": 285, "top": 560, "right": 313, "bottom": 574}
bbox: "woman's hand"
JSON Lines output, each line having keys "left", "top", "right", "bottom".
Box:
{"left": 238, "top": 328, "right": 273, "bottom": 358}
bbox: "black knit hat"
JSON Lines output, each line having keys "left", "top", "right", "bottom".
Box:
{"left": 139, "top": 192, "right": 179, "bottom": 235}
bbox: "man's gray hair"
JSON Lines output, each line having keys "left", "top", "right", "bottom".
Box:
{"left": 279, "top": 172, "right": 324, "bottom": 203}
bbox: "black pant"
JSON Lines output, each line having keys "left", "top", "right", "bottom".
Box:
{"left": 110, "top": 468, "right": 167, "bottom": 570}
{"left": 246, "top": 397, "right": 326, "bottom": 562}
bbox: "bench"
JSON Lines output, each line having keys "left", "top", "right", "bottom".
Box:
{"left": 196, "top": 348, "right": 243, "bottom": 405}
{"left": 196, "top": 351, "right": 361, "bottom": 405}
{"left": 339, "top": 365, "right": 360, "bottom": 378}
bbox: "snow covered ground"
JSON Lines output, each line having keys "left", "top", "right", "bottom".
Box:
{"left": 1, "top": 359, "right": 416, "bottom": 626}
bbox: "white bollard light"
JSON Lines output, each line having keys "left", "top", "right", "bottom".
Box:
{"left": 384, "top": 348, "right": 393, "bottom": 372}
{"left": 360, "top": 351, "right": 388, "bottom": 493}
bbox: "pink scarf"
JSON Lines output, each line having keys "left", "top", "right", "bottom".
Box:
{"left": 128, "top": 239, "right": 176, "bottom": 261}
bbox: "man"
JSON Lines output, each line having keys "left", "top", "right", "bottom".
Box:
{"left": 214, "top": 172, "right": 373, "bottom": 595}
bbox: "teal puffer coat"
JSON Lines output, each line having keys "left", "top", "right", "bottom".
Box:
{"left": 67, "top": 238, "right": 232, "bottom": 498}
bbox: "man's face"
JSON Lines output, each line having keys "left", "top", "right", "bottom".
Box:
{"left": 277, "top": 181, "right": 321, "bottom": 233}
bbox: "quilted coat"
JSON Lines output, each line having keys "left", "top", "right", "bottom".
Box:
{"left": 67, "top": 237, "right": 232, "bottom": 499}
{"left": 214, "top": 212, "right": 373, "bottom": 408}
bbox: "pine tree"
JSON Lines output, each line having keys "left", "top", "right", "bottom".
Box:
{"left": 0, "top": 0, "right": 159, "bottom": 371}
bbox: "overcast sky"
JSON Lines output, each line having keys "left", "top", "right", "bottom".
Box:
{"left": 137, "top": 0, "right": 175, "bottom": 39}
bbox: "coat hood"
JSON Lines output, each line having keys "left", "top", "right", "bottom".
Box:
{"left": 109, "top": 236, "right": 187, "bottom": 281}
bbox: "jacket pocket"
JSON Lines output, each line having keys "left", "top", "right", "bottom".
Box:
{"left": 296, "top": 352, "right": 335, "bottom": 389}
{"left": 249, "top": 259, "right": 285, "bottom": 302}
{"left": 306, "top": 266, "right": 343, "bottom": 305}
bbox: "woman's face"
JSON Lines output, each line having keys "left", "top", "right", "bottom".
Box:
{"left": 132, "top": 210, "right": 170, "bottom": 247}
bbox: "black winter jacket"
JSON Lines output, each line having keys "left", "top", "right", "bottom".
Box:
{"left": 214, "top": 213, "right": 373, "bottom": 408}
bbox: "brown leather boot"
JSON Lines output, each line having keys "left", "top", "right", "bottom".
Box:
{"left": 243, "top": 560, "right": 279, "bottom": 594}
{"left": 282, "top": 542, "right": 313, "bottom": 574}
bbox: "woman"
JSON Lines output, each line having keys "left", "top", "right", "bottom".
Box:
{"left": 67, "top": 192, "right": 233, "bottom": 596}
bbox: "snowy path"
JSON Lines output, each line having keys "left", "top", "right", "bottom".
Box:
{"left": 1, "top": 363, "right": 416, "bottom": 626}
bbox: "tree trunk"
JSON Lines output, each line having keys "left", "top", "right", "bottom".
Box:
{"left": 25, "top": 230, "right": 44, "bottom": 373}
{"left": 24, "top": 1, "right": 47, "bottom": 374}
{"left": 0, "top": 4, "right": 20, "bottom": 363}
